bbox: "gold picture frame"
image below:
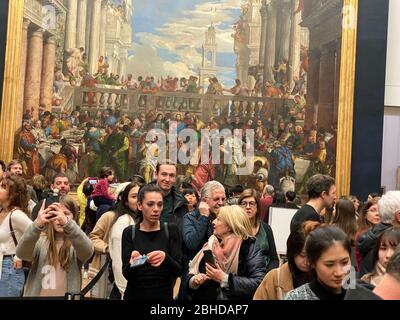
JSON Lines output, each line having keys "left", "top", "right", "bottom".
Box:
{"left": 0, "top": 0, "right": 358, "bottom": 195}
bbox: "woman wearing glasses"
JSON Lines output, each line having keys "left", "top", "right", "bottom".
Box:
{"left": 239, "top": 189, "right": 279, "bottom": 272}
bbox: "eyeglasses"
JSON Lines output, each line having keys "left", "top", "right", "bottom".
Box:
{"left": 212, "top": 197, "right": 226, "bottom": 202}
{"left": 240, "top": 201, "right": 257, "bottom": 208}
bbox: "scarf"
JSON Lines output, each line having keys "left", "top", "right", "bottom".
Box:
{"left": 188, "top": 234, "right": 242, "bottom": 276}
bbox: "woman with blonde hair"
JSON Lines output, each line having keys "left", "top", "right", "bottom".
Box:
{"left": 187, "top": 205, "right": 266, "bottom": 300}
{"left": 16, "top": 196, "right": 93, "bottom": 297}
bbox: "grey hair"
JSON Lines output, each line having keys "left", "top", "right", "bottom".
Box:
{"left": 378, "top": 191, "right": 400, "bottom": 224}
{"left": 200, "top": 180, "right": 225, "bottom": 199}
{"left": 263, "top": 184, "right": 274, "bottom": 196}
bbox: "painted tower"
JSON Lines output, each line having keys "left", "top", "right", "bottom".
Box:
{"left": 199, "top": 24, "right": 218, "bottom": 93}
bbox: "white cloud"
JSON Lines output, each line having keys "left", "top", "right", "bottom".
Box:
{"left": 126, "top": 43, "right": 194, "bottom": 79}
{"left": 132, "top": 0, "right": 243, "bottom": 81}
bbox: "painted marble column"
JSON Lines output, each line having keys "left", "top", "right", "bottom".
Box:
{"left": 85, "top": 0, "right": 93, "bottom": 54}
{"left": 317, "top": 44, "right": 336, "bottom": 130}
{"left": 304, "top": 48, "right": 321, "bottom": 130}
{"left": 65, "top": 0, "right": 78, "bottom": 50}
{"left": 16, "top": 19, "right": 30, "bottom": 127}
{"left": 76, "top": 0, "right": 88, "bottom": 49}
{"left": 263, "top": 0, "right": 277, "bottom": 83}
{"left": 259, "top": 1, "right": 268, "bottom": 65}
{"left": 40, "top": 36, "right": 56, "bottom": 112}
{"left": 24, "top": 29, "right": 44, "bottom": 120}
{"left": 288, "top": 0, "right": 302, "bottom": 89}
{"left": 333, "top": 39, "right": 342, "bottom": 124}
{"left": 89, "top": 0, "right": 101, "bottom": 74}
{"left": 99, "top": 0, "right": 107, "bottom": 57}
{"left": 279, "top": 1, "right": 292, "bottom": 63}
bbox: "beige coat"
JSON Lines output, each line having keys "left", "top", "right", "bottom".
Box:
{"left": 88, "top": 211, "right": 115, "bottom": 277}
{"left": 253, "top": 262, "right": 294, "bottom": 300}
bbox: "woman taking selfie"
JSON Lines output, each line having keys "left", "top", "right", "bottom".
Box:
{"left": 187, "top": 205, "right": 266, "bottom": 300}
{"left": 285, "top": 225, "right": 352, "bottom": 300}
{"left": 121, "top": 184, "right": 182, "bottom": 300}
{"left": 16, "top": 196, "right": 93, "bottom": 297}
{"left": 0, "top": 174, "right": 32, "bottom": 297}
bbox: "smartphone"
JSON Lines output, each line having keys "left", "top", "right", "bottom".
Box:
{"left": 130, "top": 255, "right": 147, "bottom": 268}
{"left": 44, "top": 194, "right": 60, "bottom": 210}
{"left": 88, "top": 177, "right": 98, "bottom": 185}
{"left": 203, "top": 249, "right": 216, "bottom": 267}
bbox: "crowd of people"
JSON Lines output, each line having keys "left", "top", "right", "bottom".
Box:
{"left": 0, "top": 157, "right": 400, "bottom": 300}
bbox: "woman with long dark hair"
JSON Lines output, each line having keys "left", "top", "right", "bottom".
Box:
{"left": 332, "top": 198, "right": 357, "bottom": 244}
{"left": 354, "top": 197, "right": 381, "bottom": 270}
{"left": 285, "top": 225, "right": 352, "bottom": 300}
{"left": 109, "top": 181, "right": 144, "bottom": 298}
{"left": 253, "top": 221, "right": 317, "bottom": 300}
{"left": 361, "top": 227, "right": 400, "bottom": 286}
{"left": 89, "top": 180, "right": 144, "bottom": 298}
{"left": 0, "top": 174, "right": 32, "bottom": 297}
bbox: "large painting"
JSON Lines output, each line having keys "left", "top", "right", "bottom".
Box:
{"left": 0, "top": 0, "right": 358, "bottom": 195}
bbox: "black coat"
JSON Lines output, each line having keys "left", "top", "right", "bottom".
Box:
{"left": 187, "top": 238, "right": 267, "bottom": 300}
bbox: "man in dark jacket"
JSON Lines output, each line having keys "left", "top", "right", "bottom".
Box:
{"left": 358, "top": 191, "right": 400, "bottom": 277}
{"left": 154, "top": 161, "right": 189, "bottom": 230}
{"left": 179, "top": 180, "right": 226, "bottom": 299}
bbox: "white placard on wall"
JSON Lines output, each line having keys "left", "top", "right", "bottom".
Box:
{"left": 268, "top": 207, "right": 298, "bottom": 255}
{"left": 385, "top": 0, "right": 400, "bottom": 107}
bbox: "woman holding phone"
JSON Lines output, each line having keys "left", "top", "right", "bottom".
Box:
{"left": 121, "top": 184, "right": 182, "bottom": 300}
{"left": 187, "top": 205, "right": 266, "bottom": 300}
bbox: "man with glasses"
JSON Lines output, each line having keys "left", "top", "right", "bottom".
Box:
{"left": 180, "top": 180, "right": 226, "bottom": 299}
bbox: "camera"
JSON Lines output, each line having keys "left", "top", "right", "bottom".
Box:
{"left": 88, "top": 177, "right": 98, "bottom": 185}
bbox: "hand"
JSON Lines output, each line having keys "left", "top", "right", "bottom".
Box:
{"left": 129, "top": 250, "right": 141, "bottom": 265}
{"left": 35, "top": 200, "right": 57, "bottom": 228}
{"left": 198, "top": 201, "right": 210, "bottom": 217}
{"left": 147, "top": 250, "right": 166, "bottom": 267}
{"left": 192, "top": 273, "right": 209, "bottom": 286}
{"left": 13, "top": 258, "right": 22, "bottom": 270}
{"left": 205, "top": 262, "right": 226, "bottom": 283}
{"left": 48, "top": 203, "right": 69, "bottom": 227}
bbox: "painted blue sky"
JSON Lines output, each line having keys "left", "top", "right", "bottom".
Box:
{"left": 126, "top": 0, "right": 243, "bottom": 87}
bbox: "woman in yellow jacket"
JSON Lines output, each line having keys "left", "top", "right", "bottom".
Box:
{"left": 253, "top": 221, "right": 318, "bottom": 300}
